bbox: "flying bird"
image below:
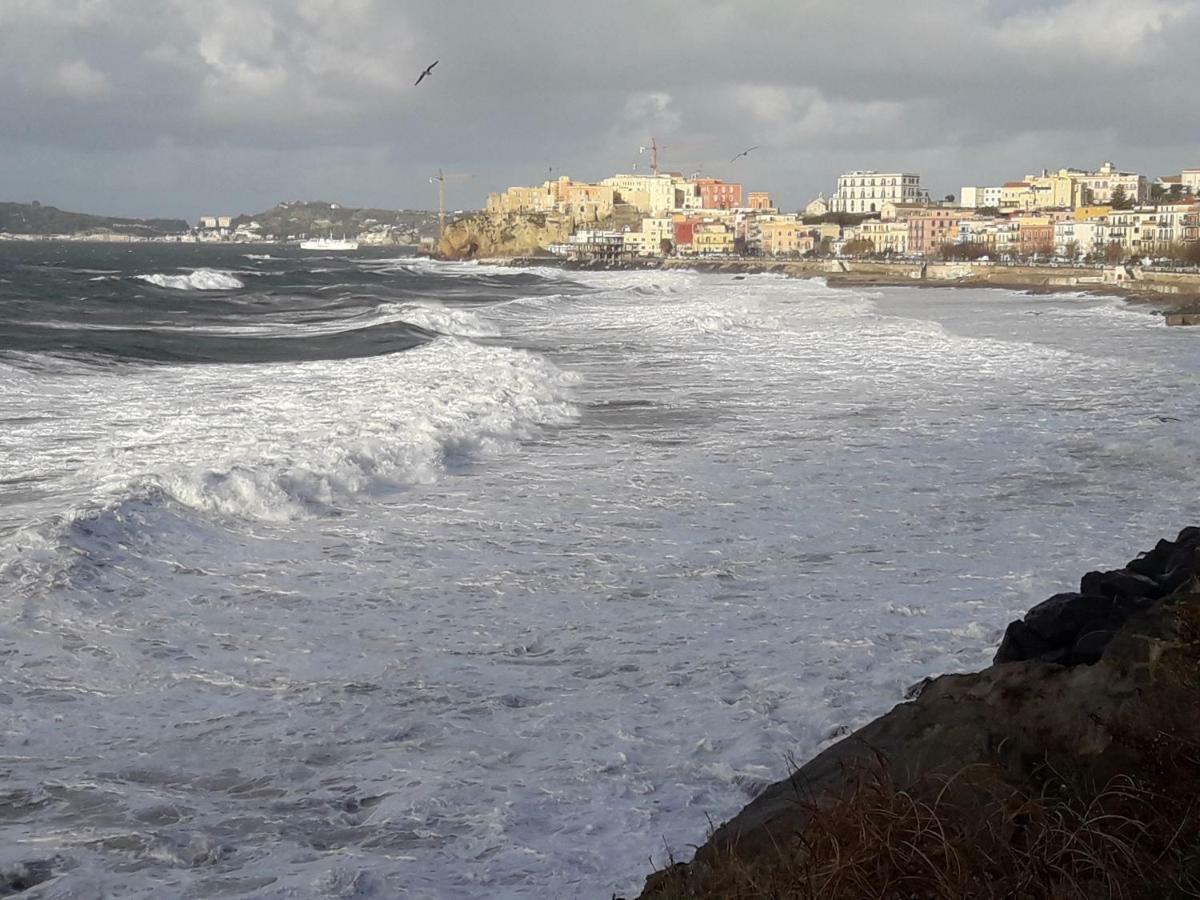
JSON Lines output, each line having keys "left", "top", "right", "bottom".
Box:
{"left": 414, "top": 60, "right": 439, "bottom": 86}
{"left": 730, "top": 145, "right": 759, "bottom": 163}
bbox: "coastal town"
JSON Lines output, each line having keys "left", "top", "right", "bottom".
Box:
{"left": 480, "top": 159, "right": 1200, "bottom": 265}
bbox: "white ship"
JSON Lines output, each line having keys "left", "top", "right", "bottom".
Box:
{"left": 299, "top": 236, "right": 359, "bottom": 251}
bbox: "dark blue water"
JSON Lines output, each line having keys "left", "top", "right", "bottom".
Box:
{"left": 0, "top": 243, "right": 565, "bottom": 364}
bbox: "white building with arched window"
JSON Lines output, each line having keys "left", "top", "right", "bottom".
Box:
{"left": 829, "top": 171, "right": 929, "bottom": 215}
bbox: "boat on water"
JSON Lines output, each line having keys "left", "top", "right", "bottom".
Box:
{"left": 299, "top": 236, "right": 359, "bottom": 251}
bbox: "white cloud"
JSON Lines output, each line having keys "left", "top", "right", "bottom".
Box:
{"left": 996, "top": 0, "right": 1189, "bottom": 61}
{"left": 51, "top": 59, "right": 111, "bottom": 99}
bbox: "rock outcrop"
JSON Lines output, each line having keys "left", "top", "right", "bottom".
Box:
{"left": 638, "top": 527, "right": 1200, "bottom": 898}
{"left": 436, "top": 211, "right": 573, "bottom": 260}
{"left": 995, "top": 527, "right": 1199, "bottom": 666}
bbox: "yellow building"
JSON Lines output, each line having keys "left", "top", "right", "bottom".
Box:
{"left": 760, "top": 218, "right": 803, "bottom": 256}
{"left": 690, "top": 222, "right": 734, "bottom": 256}
{"left": 641, "top": 217, "right": 674, "bottom": 251}
{"left": 485, "top": 184, "right": 558, "bottom": 215}
{"left": 1024, "top": 171, "right": 1080, "bottom": 208}
{"left": 1073, "top": 205, "right": 1111, "bottom": 221}
{"left": 601, "top": 174, "right": 681, "bottom": 215}
{"left": 858, "top": 219, "right": 909, "bottom": 255}
{"left": 1000, "top": 182, "right": 1038, "bottom": 211}
{"left": 565, "top": 184, "right": 616, "bottom": 222}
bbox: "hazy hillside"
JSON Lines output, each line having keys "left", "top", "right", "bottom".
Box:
{"left": 232, "top": 202, "right": 443, "bottom": 241}
{"left": 0, "top": 202, "right": 189, "bottom": 237}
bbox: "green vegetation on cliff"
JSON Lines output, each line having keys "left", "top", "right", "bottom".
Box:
{"left": 0, "top": 201, "right": 189, "bottom": 237}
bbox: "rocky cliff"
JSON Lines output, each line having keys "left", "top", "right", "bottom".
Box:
{"left": 436, "top": 211, "right": 574, "bottom": 260}
{"left": 638, "top": 528, "right": 1200, "bottom": 899}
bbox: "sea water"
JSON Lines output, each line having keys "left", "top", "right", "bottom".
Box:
{"left": 1, "top": 243, "right": 1198, "bottom": 897}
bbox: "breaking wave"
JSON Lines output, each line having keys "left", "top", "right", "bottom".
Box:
{"left": 136, "top": 269, "right": 245, "bottom": 291}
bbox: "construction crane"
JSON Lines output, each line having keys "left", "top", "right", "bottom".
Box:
{"left": 638, "top": 138, "right": 668, "bottom": 176}
{"left": 429, "top": 169, "right": 473, "bottom": 240}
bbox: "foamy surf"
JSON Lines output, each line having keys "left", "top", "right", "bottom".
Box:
{"left": 2, "top": 246, "right": 1199, "bottom": 899}
{"left": 136, "top": 268, "right": 245, "bottom": 290}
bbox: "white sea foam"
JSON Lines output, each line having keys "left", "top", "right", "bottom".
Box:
{"left": 394, "top": 302, "right": 500, "bottom": 337}
{"left": 3, "top": 266, "right": 1200, "bottom": 898}
{"left": 0, "top": 337, "right": 577, "bottom": 539}
{"left": 136, "top": 268, "right": 245, "bottom": 290}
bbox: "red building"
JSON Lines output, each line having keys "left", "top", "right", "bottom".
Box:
{"left": 1016, "top": 220, "right": 1055, "bottom": 257}
{"left": 694, "top": 178, "right": 743, "bottom": 210}
{"left": 673, "top": 219, "right": 696, "bottom": 247}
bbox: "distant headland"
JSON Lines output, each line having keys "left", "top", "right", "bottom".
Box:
{"left": 0, "top": 200, "right": 443, "bottom": 245}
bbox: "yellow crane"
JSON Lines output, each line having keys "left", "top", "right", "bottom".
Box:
{"left": 429, "top": 169, "right": 473, "bottom": 241}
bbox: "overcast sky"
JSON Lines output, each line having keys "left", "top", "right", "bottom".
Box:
{"left": 3, "top": 0, "right": 1199, "bottom": 220}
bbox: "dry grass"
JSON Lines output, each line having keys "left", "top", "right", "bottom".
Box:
{"left": 640, "top": 591, "right": 1200, "bottom": 900}
{"left": 641, "top": 762, "right": 1200, "bottom": 899}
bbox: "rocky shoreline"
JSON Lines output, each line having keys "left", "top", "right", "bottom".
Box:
{"left": 632, "top": 528, "right": 1200, "bottom": 898}
{"left": 483, "top": 255, "right": 1200, "bottom": 318}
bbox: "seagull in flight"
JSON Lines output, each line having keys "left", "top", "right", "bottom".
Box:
{"left": 730, "top": 145, "right": 759, "bottom": 163}
{"left": 414, "top": 60, "right": 439, "bottom": 86}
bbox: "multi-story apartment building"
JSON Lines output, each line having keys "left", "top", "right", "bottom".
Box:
{"left": 1101, "top": 204, "right": 1200, "bottom": 255}
{"left": 857, "top": 219, "right": 910, "bottom": 255}
{"left": 640, "top": 217, "right": 675, "bottom": 252}
{"left": 960, "top": 186, "right": 1004, "bottom": 209}
{"left": 1068, "top": 162, "right": 1148, "bottom": 205}
{"left": 957, "top": 218, "right": 1018, "bottom": 257}
{"left": 829, "top": 171, "right": 928, "bottom": 214}
{"left": 692, "top": 179, "right": 743, "bottom": 210}
{"left": 693, "top": 226, "right": 733, "bottom": 255}
{"left": 964, "top": 166, "right": 1144, "bottom": 212}
{"left": 1022, "top": 171, "right": 1084, "bottom": 208}
{"left": 1151, "top": 203, "right": 1200, "bottom": 248}
{"left": 568, "top": 230, "right": 626, "bottom": 261}
{"left": 1054, "top": 219, "right": 1103, "bottom": 257}
{"left": 1014, "top": 216, "right": 1055, "bottom": 257}
{"left": 601, "top": 174, "right": 682, "bottom": 216}
{"left": 1000, "top": 182, "right": 1038, "bottom": 211}
{"left": 907, "top": 208, "right": 970, "bottom": 256}
{"left": 759, "top": 217, "right": 804, "bottom": 256}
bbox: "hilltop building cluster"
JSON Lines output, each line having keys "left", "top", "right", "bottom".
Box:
{"left": 485, "top": 160, "right": 1200, "bottom": 264}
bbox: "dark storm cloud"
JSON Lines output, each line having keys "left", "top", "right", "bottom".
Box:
{"left": 2, "top": 0, "right": 1198, "bottom": 218}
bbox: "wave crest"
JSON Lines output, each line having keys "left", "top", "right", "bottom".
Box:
{"left": 136, "top": 269, "right": 245, "bottom": 291}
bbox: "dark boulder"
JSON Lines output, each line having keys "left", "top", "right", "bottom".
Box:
{"left": 1126, "top": 538, "right": 1176, "bottom": 579}
{"left": 995, "top": 591, "right": 1154, "bottom": 666}
{"left": 1079, "top": 568, "right": 1163, "bottom": 600}
{"left": 994, "top": 619, "right": 1053, "bottom": 664}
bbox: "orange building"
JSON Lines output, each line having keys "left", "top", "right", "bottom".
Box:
{"left": 747, "top": 192, "right": 773, "bottom": 211}
{"left": 1015, "top": 217, "right": 1055, "bottom": 257}
{"left": 693, "top": 178, "right": 743, "bottom": 210}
